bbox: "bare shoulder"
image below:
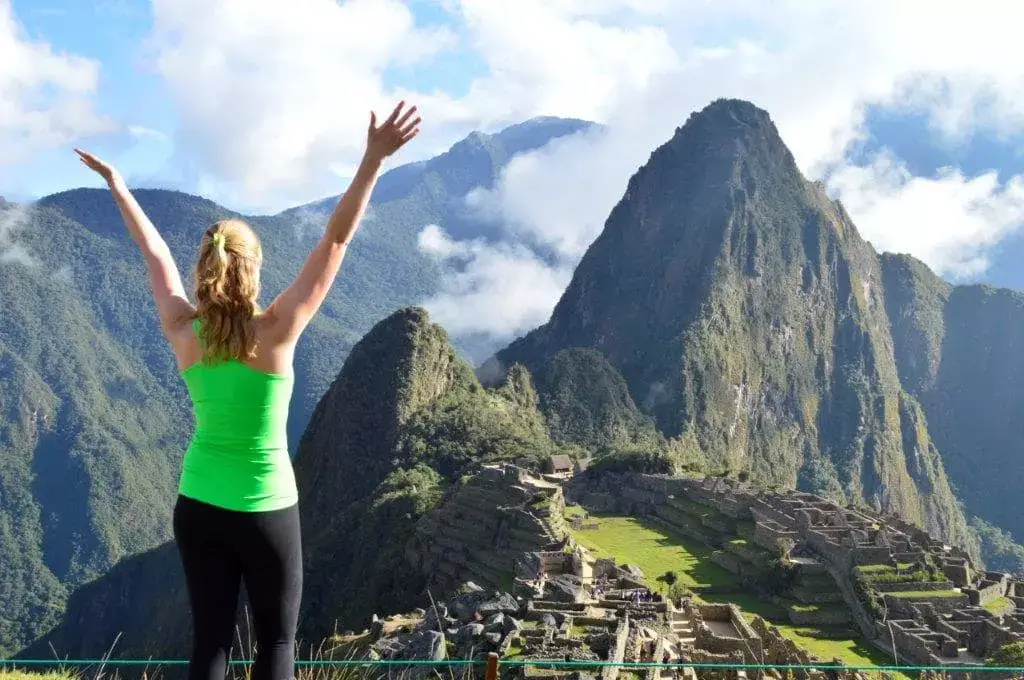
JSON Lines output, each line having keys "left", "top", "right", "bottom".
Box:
{"left": 252, "top": 313, "right": 298, "bottom": 373}
{"left": 166, "top": 316, "right": 200, "bottom": 371}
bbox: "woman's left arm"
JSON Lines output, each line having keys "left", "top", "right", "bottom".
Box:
{"left": 75, "top": 149, "right": 194, "bottom": 337}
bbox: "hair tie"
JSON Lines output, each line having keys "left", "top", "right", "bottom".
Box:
{"left": 212, "top": 232, "right": 227, "bottom": 256}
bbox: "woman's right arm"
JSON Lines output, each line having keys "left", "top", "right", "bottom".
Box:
{"left": 265, "top": 101, "right": 420, "bottom": 342}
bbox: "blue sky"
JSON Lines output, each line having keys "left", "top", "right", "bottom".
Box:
{"left": 5, "top": 0, "right": 489, "bottom": 205}
{"left": 4, "top": 0, "right": 1024, "bottom": 334}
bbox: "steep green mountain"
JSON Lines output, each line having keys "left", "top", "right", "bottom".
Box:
{"left": 493, "top": 98, "right": 973, "bottom": 551}
{"left": 1, "top": 201, "right": 191, "bottom": 656}
{"left": 0, "top": 117, "right": 589, "bottom": 656}
{"left": 295, "top": 308, "right": 555, "bottom": 638}
{"left": 880, "top": 252, "right": 1024, "bottom": 554}
{"left": 25, "top": 307, "right": 560, "bottom": 659}
{"left": 531, "top": 348, "right": 663, "bottom": 451}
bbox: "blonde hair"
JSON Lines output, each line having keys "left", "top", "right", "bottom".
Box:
{"left": 194, "top": 219, "right": 262, "bottom": 363}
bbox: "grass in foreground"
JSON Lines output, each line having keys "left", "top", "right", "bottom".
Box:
{"left": 0, "top": 671, "right": 75, "bottom": 680}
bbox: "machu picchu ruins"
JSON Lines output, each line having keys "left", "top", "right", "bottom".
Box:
{"left": 347, "top": 463, "right": 1024, "bottom": 679}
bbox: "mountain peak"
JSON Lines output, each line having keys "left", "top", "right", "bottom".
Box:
{"left": 625, "top": 97, "right": 798, "bottom": 199}
{"left": 684, "top": 97, "right": 774, "bottom": 130}
{"left": 496, "top": 97, "right": 814, "bottom": 419}
{"left": 293, "top": 306, "right": 472, "bottom": 539}
{"left": 292, "top": 116, "right": 594, "bottom": 214}
{"left": 494, "top": 98, "right": 973, "bottom": 549}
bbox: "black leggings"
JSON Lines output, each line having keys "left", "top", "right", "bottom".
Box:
{"left": 173, "top": 495, "right": 302, "bottom": 680}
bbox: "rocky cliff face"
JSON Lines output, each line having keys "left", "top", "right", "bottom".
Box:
{"left": 882, "top": 254, "right": 1024, "bottom": 547}
{"left": 495, "top": 99, "right": 973, "bottom": 550}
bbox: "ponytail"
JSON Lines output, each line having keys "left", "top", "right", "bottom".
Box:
{"left": 194, "top": 220, "right": 263, "bottom": 363}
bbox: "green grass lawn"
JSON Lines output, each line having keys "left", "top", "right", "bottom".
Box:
{"left": 564, "top": 504, "right": 588, "bottom": 519}
{"left": 571, "top": 515, "right": 739, "bottom": 590}
{"left": 790, "top": 602, "right": 848, "bottom": 614}
{"left": 886, "top": 590, "right": 963, "bottom": 599}
{"left": 570, "top": 514, "right": 906, "bottom": 674}
{"left": 983, "top": 597, "right": 1013, "bottom": 614}
{"left": 855, "top": 563, "right": 916, "bottom": 575}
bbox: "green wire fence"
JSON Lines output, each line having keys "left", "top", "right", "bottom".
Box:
{"left": 3, "top": 657, "right": 1024, "bottom": 672}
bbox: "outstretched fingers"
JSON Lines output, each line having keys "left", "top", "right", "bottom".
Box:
{"left": 383, "top": 100, "right": 405, "bottom": 128}
{"left": 399, "top": 116, "right": 421, "bottom": 140}
{"left": 395, "top": 105, "right": 418, "bottom": 130}
{"left": 74, "top": 148, "right": 109, "bottom": 174}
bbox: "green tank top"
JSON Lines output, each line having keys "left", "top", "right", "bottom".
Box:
{"left": 178, "top": 318, "right": 298, "bottom": 512}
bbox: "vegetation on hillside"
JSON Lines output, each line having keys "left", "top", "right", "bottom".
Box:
{"left": 530, "top": 348, "right": 663, "bottom": 451}
{"left": 971, "top": 516, "right": 1024, "bottom": 575}
{"left": 881, "top": 252, "right": 1024, "bottom": 558}
{"left": 296, "top": 309, "right": 564, "bottom": 639}
{"left": 0, "top": 203, "right": 190, "bottom": 655}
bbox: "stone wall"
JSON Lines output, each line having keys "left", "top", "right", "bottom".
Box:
{"left": 884, "top": 593, "right": 970, "bottom": 617}
{"left": 515, "top": 551, "right": 574, "bottom": 580}
{"left": 932, "top": 610, "right": 1020, "bottom": 659}
{"left": 872, "top": 580, "right": 956, "bottom": 593}
{"left": 410, "top": 464, "right": 567, "bottom": 594}
{"left": 601, "top": 618, "right": 630, "bottom": 680}
{"left": 888, "top": 619, "right": 960, "bottom": 664}
{"left": 965, "top": 573, "right": 1010, "bottom": 606}
{"left": 692, "top": 603, "right": 764, "bottom": 664}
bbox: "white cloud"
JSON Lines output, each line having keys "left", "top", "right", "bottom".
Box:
{"left": 446, "top": 0, "right": 679, "bottom": 125}
{"left": 128, "top": 125, "right": 169, "bottom": 142}
{"left": 420, "top": 0, "right": 1024, "bottom": 339}
{"left": 829, "top": 154, "right": 1024, "bottom": 278}
{"left": 126, "top": 0, "right": 1024, "bottom": 337}
{"left": 0, "top": 201, "right": 39, "bottom": 268}
{"left": 0, "top": 0, "right": 114, "bottom": 167}
{"left": 148, "top": 0, "right": 455, "bottom": 212}
{"left": 143, "top": 0, "right": 685, "bottom": 212}
{"left": 0, "top": 242, "right": 36, "bottom": 267}
{"left": 417, "top": 224, "right": 572, "bottom": 339}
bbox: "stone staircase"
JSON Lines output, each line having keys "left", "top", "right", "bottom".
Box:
{"left": 657, "top": 607, "right": 700, "bottom": 680}
{"left": 655, "top": 606, "right": 754, "bottom": 680}
{"left": 669, "top": 608, "right": 696, "bottom": 647}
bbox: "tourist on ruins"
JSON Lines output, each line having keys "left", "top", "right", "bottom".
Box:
{"left": 72, "top": 101, "right": 421, "bottom": 680}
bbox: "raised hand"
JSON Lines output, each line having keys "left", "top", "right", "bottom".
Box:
{"left": 366, "top": 101, "right": 421, "bottom": 160}
{"left": 74, "top": 148, "right": 121, "bottom": 185}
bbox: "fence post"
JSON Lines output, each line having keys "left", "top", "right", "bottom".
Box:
{"left": 485, "top": 653, "right": 500, "bottom": 680}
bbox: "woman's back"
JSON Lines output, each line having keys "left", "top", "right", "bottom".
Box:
{"left": 179, "top": 319, "right": 297, "bottom": 513}
{"left": 73, "top": 100, "right": 421, "bottom": 680}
